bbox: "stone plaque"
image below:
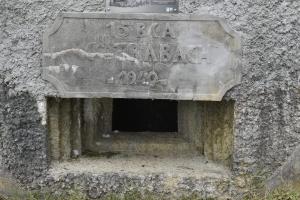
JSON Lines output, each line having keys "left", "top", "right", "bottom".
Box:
{"left": 43, "top": 13, "right": 241, "bottom": 101}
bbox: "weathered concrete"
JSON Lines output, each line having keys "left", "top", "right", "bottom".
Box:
{"left": 40, "top": 156, "right": 233, "bottom": 199}
{"left": 266, "top": 145, "right": 300, "bottom": 191}
{"left": 70, "top": 99, "right": 83, "bottom": 158}
{"left": 178, "top": 100, "right": 234, "bottom": 166}
{"left": 0, "top": 0, "right": 300, "bottom": 198}
{"left": 47, "top": 99, "right": 233, "bottom": 160}
{"left": 178, "top": 101, "right": 205, "bottom": 153}
{"left": 59, "top": 99, "right": 72, "bottom": 160}
{"left": 42, "top": 13, "right": 241, "bottom": 101}
{"left": 0, "top": 169, "right": 27, "bottom": 199}
{"left": 47, "top": 98, "right": 61, "bottom": 160}
{"left": 0, "top": 84, "right": 48, "bottom": 183}
{"left": 202, "top": 101, "right": 234, "bottom": 167}
{"left": 82, "top": 98, "right": 113, "bottom": 155}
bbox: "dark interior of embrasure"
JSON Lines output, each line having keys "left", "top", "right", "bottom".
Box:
{"left": 112, "top": 99, "right": 178, "bottom": 133}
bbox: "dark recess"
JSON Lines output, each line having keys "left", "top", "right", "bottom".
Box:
{"left": 112, "top": 98, "right": 178, "bottom": 132}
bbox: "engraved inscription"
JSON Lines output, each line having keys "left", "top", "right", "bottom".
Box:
{"left": 110, "top": 70, "right": 159, "bottom": 86}
{"left": 43, "top": 13, "right": 241, "bottom": 100}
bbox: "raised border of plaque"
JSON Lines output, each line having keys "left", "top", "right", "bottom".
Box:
{"left": 42, "top": 13, "right": 241, "bottom": 101}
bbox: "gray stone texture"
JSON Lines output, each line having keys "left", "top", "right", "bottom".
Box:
{"left": 266, "top": 145, "right": 300, "bottom": 191}
{"left": 0, "top": 81, "right": 48, "bottom": 184}
{"left": 31, "top": 172, "right": 232, "bottom": 199}
{"left": 42, "top": 13, "right": 241, "bottom": 101}
{"left": 0, "top": 0, "right": 300, "bottom": 198}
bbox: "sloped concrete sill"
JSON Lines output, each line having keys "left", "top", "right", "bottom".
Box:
{"left": 45, "top": 155, "right": 233, "bottom": 199}
{"left": 50, "top": 155, "right": 230, "bottom": 179}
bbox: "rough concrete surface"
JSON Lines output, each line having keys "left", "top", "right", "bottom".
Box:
{"left": 0, "top": 0, "right": 300, "bottom": 198}
{"left": 40, "top": 156, "right": 232, "bottom": 199}
{"left": 266, "top": 145, "right": 300, "bottom": 191}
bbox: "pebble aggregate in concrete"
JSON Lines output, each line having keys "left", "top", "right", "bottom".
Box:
{"left": 0, "top": 0, "right": 300, "bottom": 198}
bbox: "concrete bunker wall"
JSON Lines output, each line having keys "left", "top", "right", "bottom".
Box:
{"left": 0, "top": 0, "right": 300, "bottom": 198}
